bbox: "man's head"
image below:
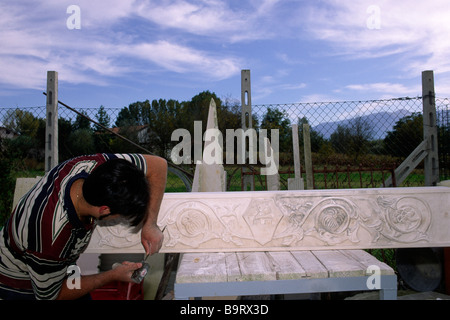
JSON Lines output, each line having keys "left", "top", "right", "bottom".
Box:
{"left": 83, "top": 158, "right": 149, "bottom": 226}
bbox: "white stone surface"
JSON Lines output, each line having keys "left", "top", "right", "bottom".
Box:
{"left": 13, "top": 177, "right": 41, "bottom": 208}
{"left": 85, "top": 186, "right": 450, "bottom": 253}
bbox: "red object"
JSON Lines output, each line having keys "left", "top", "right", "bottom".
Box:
{"left": 91, "top": 281, "right": 144, "bottom": 300}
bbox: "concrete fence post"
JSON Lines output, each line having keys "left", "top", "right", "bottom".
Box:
{"left": 422, "top": 70, "right": 439, "bottom": 186}
{"left": 303, "top": 124, "right": 314, "bottom": 190}
{"left": 45, "top": 71, "right": 58, "bottom": 172}
{"left": 241, "top": 70, "right": 254, "bottom": 191}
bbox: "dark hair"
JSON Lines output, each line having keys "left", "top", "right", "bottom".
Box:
{"left": 83, "top": 158, "right": 149, "bottom": 226}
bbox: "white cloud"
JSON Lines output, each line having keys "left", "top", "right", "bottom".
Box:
{"left": 0, "top": 0, "right": 244, "bottom": 91}
{"left": 137, "top": 1, "right": 235, "bottom": 35}
{"left": 281, "top": 83, "right": 307, "bottom": 91}
{"left": 135, "top": 0, "right": 283, "bottom": 41}
{"left": 2, "top": 0, "right": 449, "bottom": 103}
{"left": 126, "top": 40, "right": 241, "bottom": 79}
{"left": 304, "top": 0, "right": 450, "bottom": 76}
{"left": 299, "top": 94, "right": 340, "bottom": 104}
{"left": 345, "top": 82, "right": 418, "bottom": 96}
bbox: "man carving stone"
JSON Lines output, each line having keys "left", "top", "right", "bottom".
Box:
{"left": 0, "top": 153, "right": 167, "bottom": 300}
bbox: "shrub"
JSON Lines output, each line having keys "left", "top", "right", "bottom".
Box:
{"left": 0, "top": 158, "right": 15, "bottom": 227}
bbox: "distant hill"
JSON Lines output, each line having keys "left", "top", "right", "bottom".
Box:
{"left": 312, "top": 109, "right": 412, "bottom": 140}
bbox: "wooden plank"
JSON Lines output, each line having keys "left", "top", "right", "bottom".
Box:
{"left": 224, "top": 252, "right": 242, "bottom": 282}
{"left": 266, "top": 251, "right": 307, "bottom": 280}
{"left": 339, "top": 250, "right": 395, "bottom": 275}
{"left": 235, "top": 252, "right": 276, "bottom": 281}
{"left": 312, "top": 250, "right": 366, "bottom": 278}
{"left": 290, "top": 251, "right": 328, "bottom": 279}
{"left": 176, "top": 252, "right": 227, "bottom": 283}
{"left": 176, "top": 250, "right": 393, "bottom": 285}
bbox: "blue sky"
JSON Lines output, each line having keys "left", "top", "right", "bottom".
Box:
{"left": 1, "top": 0, "right": 450, "bottom": 110}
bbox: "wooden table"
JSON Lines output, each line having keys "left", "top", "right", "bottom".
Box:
{"left": 174, "top": 250, "right": 397, "bottom": 300}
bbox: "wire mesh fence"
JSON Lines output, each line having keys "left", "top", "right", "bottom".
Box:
{"left": 1, "top": 96, "right": 449, "bottom": 194}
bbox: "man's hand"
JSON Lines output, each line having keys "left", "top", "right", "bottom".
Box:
{"left": 111, "top": 261, "right": 143, "bottom": 282}
{"left": 141, "top": 223, "right": 164, "bottom": 256}
{"left": 56, "top": 261, "right": 143, "bottom": 300}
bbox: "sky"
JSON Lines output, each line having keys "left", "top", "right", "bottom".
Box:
{"left": 1, "top": 0, "right": 450, "bottom": 110}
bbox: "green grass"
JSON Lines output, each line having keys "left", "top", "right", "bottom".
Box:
{"left": 165, "top": 170, "right": 191, "bottom": 192}
{"left": 189, "top": 166, "right": 425, "bottom": 192}
{"left": 10, "top": 165, "right": 425, "bottom": 194}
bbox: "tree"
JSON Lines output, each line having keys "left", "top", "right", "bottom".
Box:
{"left": 3, "top": 109, "right": 40, "bottom": 137}
{"left": 67, "top": 128, "right": 95, "bottom": 156}
{"left": 2, "top": 109, "right": 44, "bottom": 163}
{"left": 58, "top": 118, "right": 75, "bottom": 161}
{"left": 330, "top": 124, "right": 350, "bottom": 154}
{"left": 147, "top": 98, "right": 183, "bottom": 157}
{"left": 384, "top": 113, "right": 423, "bottom": 158}
{"left": 111, "top": 101, "right": 150, "bottom": 154}
{"left": 115, "top": 101, "right": 149, "bottom": 127}
{"left": 348, "top": 116, "right": 373, "bottom": 161}
{"left": 330, "top": 117, "right": 373, "bottom": 162}
{"left": 180, "top": 91, "right": 222, "bottom": 133}
{"left": 297, "top": 117, "right": 325, "bottom": 153}
{"left": 72, "top": 111, "right": 91, "bottom": 131}
{"left": 94, "top": 105, "right": 111, "bottom": 132}
{"left": 3, "top": 135, "right": 36, "bottom": 160}
{"left": 221, "top": 95, "right": 259, "bottom": 130}
{"left": 94, "top": 105, "right": 112, "bottom": 153}
{"left": 261, "top": 107, "right": 291, "bottom": 153}
{"left": 0, "top": 157, "right": 15, "bottom": 226}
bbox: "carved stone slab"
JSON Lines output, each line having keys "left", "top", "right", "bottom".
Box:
{"left": 85, "top": 187, "right": 450, "bottom": 253}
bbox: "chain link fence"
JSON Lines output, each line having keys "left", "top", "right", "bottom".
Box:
{"left": 2, "top": 95, "right": 448, "bottom": 274}
{"left": 1, "top": 96, "right": 449, "bottom": 197}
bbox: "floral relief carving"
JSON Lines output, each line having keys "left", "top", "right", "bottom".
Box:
{"left": 87, "top": 188, "right": 443, "bottom": 253}
{"left": 164, "top": 201, "right": 219, "bottom": 248}
{"left": 242, "top": 198, "right": 283, "bottom": 245}
{"left": 372, "top": 196, "right": 431, "bottom": 243}
{"left": 97, "top": 223, "right": 141, "bottom": 248}
{"left": 310, "top": 198, "right": 360, "bottom": 245}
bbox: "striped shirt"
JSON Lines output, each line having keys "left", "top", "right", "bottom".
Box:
{"left": 0, "top": 153, "right": 147, "bottom": 300}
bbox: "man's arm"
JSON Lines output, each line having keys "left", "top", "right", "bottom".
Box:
{"left": 56, "top": 262, "right": 141, "bottom": 300}
{"left": 141, "top": 154, "right": 167, "bottom": 255}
